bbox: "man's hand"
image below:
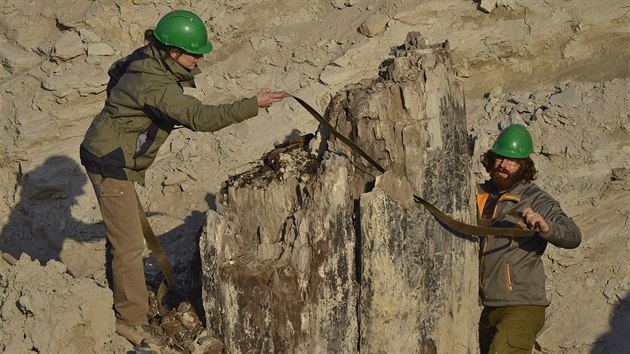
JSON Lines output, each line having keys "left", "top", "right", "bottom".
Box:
{"left": 521, "top": 207, "right": 550, "bottom": 233}
{"left": 256, "top": 89, "right": 286, "bottom": 108}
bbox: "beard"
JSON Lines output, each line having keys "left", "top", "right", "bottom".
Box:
{"left": 490, "top": 166, "right": 522, "bottom": 192}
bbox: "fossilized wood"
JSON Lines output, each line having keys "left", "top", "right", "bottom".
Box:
{"left": 200, "top": 32, "right": 478, "bottom": 353}
{"left": 201, "top": 154, "right": 358, "bottom": 353}
{"left": 325, "top": 32, "right": 478, "bottom": 352}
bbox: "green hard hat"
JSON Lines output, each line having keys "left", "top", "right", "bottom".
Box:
{"left": 492, "top": 124, "right": 534, "bottom": 158}
{"left": 154, "top": 10, "right": 213, "bottom": 55}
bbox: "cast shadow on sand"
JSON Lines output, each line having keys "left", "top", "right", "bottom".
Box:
{"left": 0, "top": 155, "right": 105, "bottom": 277}
{"left": 590, "top": 292, "right": 630, "bottom": 354}
{"left": 142, "top": 193, "right": 217, "bottom": 322}
{"left": 0, "top": 156, "right": 218, "bottom": 319}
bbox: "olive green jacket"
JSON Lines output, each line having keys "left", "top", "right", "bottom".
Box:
{"left": 80, "top": 44, "right": 258, "bottom": 184}
{"left": 476, "top": 180, "right": 582, "bottom": 307}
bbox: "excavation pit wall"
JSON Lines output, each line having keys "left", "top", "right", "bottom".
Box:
{"left": 199, "top": 33, "right": 479, "bottom": 353}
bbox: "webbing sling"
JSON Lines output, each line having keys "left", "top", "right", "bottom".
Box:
{"left": 141, "top": 93, "right": 534, "bottom": 315}
{"left": 136, "top": 195, "right": 172, "bottom": 316}
{"left": 286, "top": 93, "right": 536, "bottom": 238}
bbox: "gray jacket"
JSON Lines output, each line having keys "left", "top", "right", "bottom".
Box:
{"left": 476, "top": 180, "right": 582, "bottom": 307}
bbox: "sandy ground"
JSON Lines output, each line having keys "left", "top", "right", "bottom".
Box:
{"left": 1, "top": 0, "right": 629, "bottom": 352}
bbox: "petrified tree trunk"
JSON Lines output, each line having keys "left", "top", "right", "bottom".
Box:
{"left": 200, "top": 32, "right": 478, "bottom": 353}
{"left": 200, "top": 155, "right": 358, "bottom": 352}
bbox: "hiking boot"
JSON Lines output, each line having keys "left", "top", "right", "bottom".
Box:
{"left": 115, "top": 322, "right": 161, "bottom": 348}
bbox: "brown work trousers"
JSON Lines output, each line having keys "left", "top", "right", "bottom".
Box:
{"left": 479, "top": 305, "right": 546, "bottom": 354}
{"left": 88, "top": 172, "right": 149, "bottom": 326}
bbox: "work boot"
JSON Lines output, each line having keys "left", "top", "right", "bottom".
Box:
{"left": 115, "top": 322, "right": 162, "bottom": 348}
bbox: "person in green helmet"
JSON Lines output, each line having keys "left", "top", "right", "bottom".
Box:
{"left": 79, "top": 9, "right": 285, "bottom": 345}
{"left": 476, "top": 124, "right": 582, "bottom": 353}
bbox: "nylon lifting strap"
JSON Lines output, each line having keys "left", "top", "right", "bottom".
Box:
{"left": 286, "top": 93, "right": 536, "bottom": 238}
{"left": 136, "top": 195, "right": 172, "bottom": 316}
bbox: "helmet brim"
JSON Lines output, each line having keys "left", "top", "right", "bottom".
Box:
{"left": 491, "top": 147, "right": 530, "bottom": 159}
{"left": 186, "top": 42, "right": 213, "bottom": 55}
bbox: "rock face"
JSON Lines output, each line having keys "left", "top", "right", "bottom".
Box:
{"left": 0, "top": 256, "right": 128, "bottom": 353}
{"left": 199, "top": 33, "right": 478, "bottom": 353}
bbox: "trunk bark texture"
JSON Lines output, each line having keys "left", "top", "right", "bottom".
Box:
{"left": 200, "top": 32, "right": 479, "bottom": 353}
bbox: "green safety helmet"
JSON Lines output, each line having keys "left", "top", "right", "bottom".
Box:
{"left": 153, "top": 10, "right": 213, "bottom": 55}
{"left": 492, "top": 124, "right": 534, "bottom": 158}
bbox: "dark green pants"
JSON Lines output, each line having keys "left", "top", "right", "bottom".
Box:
{"left": 479, "top": 305, "right": 545, "bottom": 354}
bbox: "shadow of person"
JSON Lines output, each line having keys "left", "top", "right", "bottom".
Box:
{"left": 590, "top": 293, "right": 630, "bottom": 354}
{"left": 142, "top": 192, "right": 217, "bottom": 322}
{"left": 0, "top": 155, "right": 105, "bottom": 279}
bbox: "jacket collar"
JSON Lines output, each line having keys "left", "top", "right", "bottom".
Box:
{"left": 135, "top": 45, "right": 200, "bottom": 88}
{"left": 478, "top": 179, "right": 532, "bottom": 202}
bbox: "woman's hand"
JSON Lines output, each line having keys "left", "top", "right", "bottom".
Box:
{"left": 256, "top": 89, "right": 286, "bottom": 108}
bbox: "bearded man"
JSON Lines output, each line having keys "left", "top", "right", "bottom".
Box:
{"left": 476, "top": 124, "right": 582, "bottom": 354}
